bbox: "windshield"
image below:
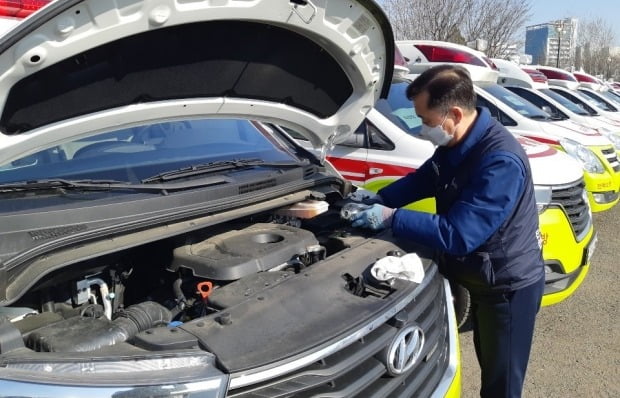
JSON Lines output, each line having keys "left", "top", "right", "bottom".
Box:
{"left": 0, "top": 119, "right": 300, "bottom": 185}
{"left": 549, "top": 88, "right": 604, "bottom": 116}
{"left": 599, "top": 90, "right": 620, "bottom": 107}
{"left": 578, "top": 89, "right": 618, "bottom": 112}
{"left": 481, "top": 84, "right": 550, "bottom": 119}
{"left": 374, "top": 81, "right": 423, "bottom": 136}
{"left": 538, "top": 88, "right": 590, "bottom": 115}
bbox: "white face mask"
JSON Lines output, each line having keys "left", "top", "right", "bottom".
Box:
{"left": 419, "top": 115, "right": 453, "bottom": 146}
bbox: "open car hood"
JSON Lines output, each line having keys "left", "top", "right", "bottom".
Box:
{"left": 0, "top": 0, "right": 394, "bottom": 164}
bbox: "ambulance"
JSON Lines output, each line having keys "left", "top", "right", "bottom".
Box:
{"left": 396, "top": 40, "right": 620, "bottom": 213}
{"left": 573, "top": 71, "right": 620, "bottom": 112}
{"left": 534, "top": 66, "right": 620, "bottom": 124}
{"left": 289, "top": 71, "right": 596, "bottom": 324}
{"left": 491, "top": 59, "right": 620, "bottom": 155}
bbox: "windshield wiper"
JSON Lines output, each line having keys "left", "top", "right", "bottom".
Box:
{"left": 0, "top": 178, "right": 176, "bottom": 194}
{"left": 0, "top": 178, "right": 225, "bottom": 195}
{"left": 529, "top": 115, "right": 550, "bottom": 121}
{"left": 141, "top": 158, "right": 307, "bottom": 183}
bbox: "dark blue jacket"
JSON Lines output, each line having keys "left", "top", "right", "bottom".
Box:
{"left": 379, "top": 107, "right": 544, "bottom": 292}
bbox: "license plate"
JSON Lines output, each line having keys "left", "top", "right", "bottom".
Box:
{"left": 585, "top": 233, "right": 598, "bottom": 264}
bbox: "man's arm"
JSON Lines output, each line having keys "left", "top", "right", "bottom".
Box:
{"left": 377, "top": 157, "right": 437, "bottom": 208}
{"left": 389, "top": 152, "right": 527, "bottom": 256}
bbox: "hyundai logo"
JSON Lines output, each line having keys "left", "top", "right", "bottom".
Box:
{"left": 385, "top": 325, "right": 425, "bottom": 376}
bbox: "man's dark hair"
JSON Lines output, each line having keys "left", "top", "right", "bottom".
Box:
{"left": 405, "top": 65, "right": 476, "bottom": 113}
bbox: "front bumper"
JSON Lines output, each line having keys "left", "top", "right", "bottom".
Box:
{"left": 0, "top": 272, "right": 461, "bottom": 398}
{"left": 585, "top": 146, "right": 620, "bottom": 212}
{"left": 582, "top": 171, "right": 619, "bottom": 212}
{"left": 538, "top": 206, "right": 596, "bottom": 306}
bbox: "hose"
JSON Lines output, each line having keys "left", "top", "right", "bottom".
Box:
{"left": 113, "top": 301, "right": 172, "bottom": 339}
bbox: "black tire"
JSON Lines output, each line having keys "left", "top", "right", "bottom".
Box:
{"left": 449, "top": 281, "right": 471, "bottom": 330}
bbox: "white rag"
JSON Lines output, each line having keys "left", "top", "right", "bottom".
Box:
{"left": 370, "top": 253, "right": 425, "bottom": 284}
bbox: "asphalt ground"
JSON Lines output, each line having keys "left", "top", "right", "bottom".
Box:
{"left": 458, "top": 203, "right": 620, "bottom": 397}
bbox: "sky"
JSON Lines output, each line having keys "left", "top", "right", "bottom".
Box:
{"left": 526, "top": 0, "right": 620, "bottom": 46}
{"left": 376, "top": 0, "right": 620, "bottom": 46}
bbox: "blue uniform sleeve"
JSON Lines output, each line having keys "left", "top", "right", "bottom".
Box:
{"left": 377, "top": 157, "right": 437, "bottom": 208}
{"left": 390, "top": 152, "right": 527, "bottom": 256}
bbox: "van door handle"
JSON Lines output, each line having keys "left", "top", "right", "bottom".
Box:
{"left": 369, "top": 168, "right": 383, "bottom": 175}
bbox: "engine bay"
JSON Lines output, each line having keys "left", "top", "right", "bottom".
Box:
{"left": 0, "top": 195, "right": 405, "bottom": 357}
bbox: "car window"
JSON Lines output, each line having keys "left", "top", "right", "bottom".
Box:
{"left": 577, "top": 89, "right": 617, "bottom": 112}
{"left": 367, "top": 121, "right": 395, "bottom": 150}
{"left": 538, "top": 88, "right": 591, "bottom": 115}
{"left": 476, "top": 95, "right": 517, "bottom": 126}
{"left": 481, "top": 84, "right": 550, "bottom": 120}
{"left": 375, "top": 81, "right": 423, "bottom": 137}
{"left": 337, "top": 121, "right": 368, "bottom": 148}
{"left": 0, "top": 118, "right": 299, "bottom": 184}
{"left": 599, "top": 90, "right": 620, "bottom": 107}
{"left": 548, "top": 88, "right": 600, "bottom": 116}
{"left": 507, "top": 87, "right": 567, "bottom": 120}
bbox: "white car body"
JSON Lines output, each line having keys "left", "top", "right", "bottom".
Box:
{"left": 394, "top": 40, "right": 612, "bottom": 149}
{"left": 492, "top": 58, "right": 620, "bottom": 150}
{"left": 534, "top": 65, "right": 620, "bottom": 124}
{"left": 0, "top": 2, "right": 464, "bottom": 397}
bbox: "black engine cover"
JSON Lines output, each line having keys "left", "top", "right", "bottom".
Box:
{"left": 170, "top": 223, "right": 319, "bottom": 280}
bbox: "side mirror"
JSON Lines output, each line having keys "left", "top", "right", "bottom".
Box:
{"left": 541, "top": 105, "right": 553, "bottom": 114}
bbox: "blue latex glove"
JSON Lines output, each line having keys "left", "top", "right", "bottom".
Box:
{"left": 349, "top": 188, "right": 384, "bottom": 205}
{"left": 351, "top": 204, "right": 396, "bottom": 230}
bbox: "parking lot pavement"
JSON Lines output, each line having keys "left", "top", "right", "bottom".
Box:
{"left": 459, "top": 204, "right": 620, "bottom": 397}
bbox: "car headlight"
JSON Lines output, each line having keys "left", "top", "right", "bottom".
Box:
{"left": 598, "top": 128, "right": 620, "bottom": 150}
{"left": 0, "top": 352, "right": 228, "bottom": 397}
{"left": 559, "top": 139, "right": 605, "bottom": 174}
{"left": 534, "top": 185, "right": 552, "bottom": 213}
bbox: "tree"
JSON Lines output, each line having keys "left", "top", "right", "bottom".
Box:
{"left": 461, "top": 0, "right": 532, "bottom": 58}
{"left": 383, "top": 0, "right": 473, "bottom": 42}
{"left": 383, "top": 0, "right": 531, "bottom": 59}
{"left": 577, "top": 18, "right": 616, "bottom": 77}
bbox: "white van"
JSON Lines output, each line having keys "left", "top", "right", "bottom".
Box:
{"left": 534, "top": 66, "right": 620, "bottom": 124}
{"left": 491, "top": 59, "right": 620, "bottom": 151}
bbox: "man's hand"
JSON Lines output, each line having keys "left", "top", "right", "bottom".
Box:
{"left": 349, "top": 188, "right": 384, "bottom": 205}
{"left": 351, "top": 204, "right": 396, "bottom": 230}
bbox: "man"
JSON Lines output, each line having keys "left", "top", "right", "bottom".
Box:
{"left": 351, "top": 64, "right": 545, "bottom": 398}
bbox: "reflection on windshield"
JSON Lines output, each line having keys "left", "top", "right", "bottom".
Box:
{"left": 481, "top": 84, "right": 550, "bottom": 119}
{"left": 539, "top": 88, "right": 589, "bottom": 115}
{"left": 0, "top": 119, "right": 298, "bottom": 185}
{"left": 599, "top": 90, "right": 620, "bottom": 107}
{"left": 578, "top": 89, "right": 617, "bottom": 112}
{"left": 375, "top": 81, "right": 423, "bottom": 136}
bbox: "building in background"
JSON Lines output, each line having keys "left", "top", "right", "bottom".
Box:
{"left": 525, "top": 18, "right": 578, "bottom": 69}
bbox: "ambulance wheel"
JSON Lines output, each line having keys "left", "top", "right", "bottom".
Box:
{"left": 450, "top": 281, "right": 471, "bottom": 330}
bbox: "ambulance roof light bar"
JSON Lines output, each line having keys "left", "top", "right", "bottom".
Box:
{"left": 0, "top": 0, "right": 51, "bottom": 18}
{"left": 573, "top": 72, "right": 599, "bottom": 84}
{"left": 522, "top": 69, "right": 548, "bottom": 84}
{"left": 535, "top": 67, "right": 578, "bottom": 82}
{"left": 414, "top": 44, "right": 488, "bottom": 68}
{"left": 397, "top": 40, "right": 499, "bottom": 83}
{"left": 573, "top": 72, "right": 605, "bottom": 91}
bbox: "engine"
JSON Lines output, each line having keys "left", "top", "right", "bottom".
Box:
{"left": 0, "top": 200, "right": 365, "bottom": 355}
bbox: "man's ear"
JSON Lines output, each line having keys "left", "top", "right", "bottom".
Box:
{"left": 450, "top": 106, "right": 464, "bottom": 125}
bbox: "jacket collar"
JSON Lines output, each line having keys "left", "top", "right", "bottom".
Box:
{"left": 444, "top": 107, "right": 492, "bottom": 166}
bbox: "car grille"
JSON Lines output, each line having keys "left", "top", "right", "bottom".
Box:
{"left": 551, "top": 180, "right": 590, "bottom": 239}
{"left": 601, "top": 147, "right": 620, "bottom": 172}
{"left": 227, "top": 269, "right": 450, "bottom": 398}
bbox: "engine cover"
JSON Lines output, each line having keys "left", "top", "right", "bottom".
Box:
{"left": 170, "top": 223, "right": 319, "bottom": 280}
